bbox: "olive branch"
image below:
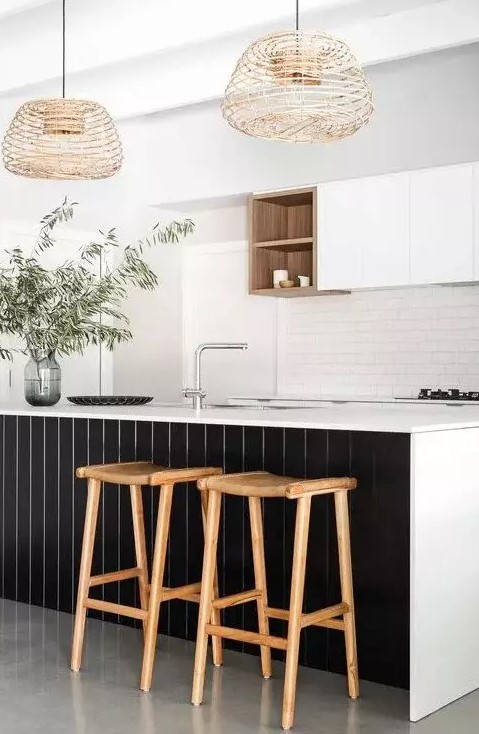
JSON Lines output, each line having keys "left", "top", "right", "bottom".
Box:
{"left": 0, "top": 199, "right": 194, "bottom": 361}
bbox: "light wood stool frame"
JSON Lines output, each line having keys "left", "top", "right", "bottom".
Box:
{"left": 191, "top": 471, "right": 358, "bottom": 730}
{"left": 70, "top": 461, "right": 223, "bottom": 692}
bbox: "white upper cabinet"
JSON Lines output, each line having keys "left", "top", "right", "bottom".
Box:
{"left": 409, "top": 164, "right": 474, "bottom": 285}
{"left": 318, "top": 179, "right": 362, "bottom": 290}
{"left": 358, "top": 173, "right": 409, "bottom": 288}
{"left": 317, "top": 162, "right": 477, "bottom": 292}
{"left": 318, "top": 172, "right": 409, "bottom": 290}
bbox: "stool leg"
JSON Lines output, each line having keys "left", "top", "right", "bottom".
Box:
{"left": 282, "top": 496, "right": 311, "bottom": 731}
{"left": 140, "top": 483, "right": 173, "bottom": 692}
{"left": 71, "top": 478, "right": 101, "bottom": 672}
{"left": 130, "top": 484, "right": 150, "bottom": 637}
{"left": 248, "top": 496, "right": 272, "bottom": 679}
{"left": 192, "top": 489, "right": 222, "bottom": 706}
{"left": 334, "top": 490, "right": 359, "bottom": 700}
{"left": 200, "top": 489, "right": 223, "bottom": 667}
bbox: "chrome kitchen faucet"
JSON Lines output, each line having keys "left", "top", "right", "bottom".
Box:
{"left": 183, "top": 342, "right": 248, "bottom": 409}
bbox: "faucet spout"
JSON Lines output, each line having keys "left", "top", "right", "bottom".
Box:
{"left": 184, "top": 342, "right": 249, "bottom": 409}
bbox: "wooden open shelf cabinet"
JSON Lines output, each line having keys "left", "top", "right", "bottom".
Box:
{"left": 249, "top": 187, "right": 318, "bottom": 297}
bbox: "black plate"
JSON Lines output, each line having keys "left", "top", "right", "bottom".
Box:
{"left": 67, "top": 396, "right": 153, "bottom": 406}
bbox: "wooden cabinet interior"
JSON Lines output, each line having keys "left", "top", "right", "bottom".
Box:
{"left": 249, "top": 188, "right": 317, "bottom": 296}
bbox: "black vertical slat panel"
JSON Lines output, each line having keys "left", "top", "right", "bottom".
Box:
{"left": 0, "top": 415, "right": 4, "bottom": 597}
{"left": 58, "top": 417, "right": 74, "bottom": 613}
{"left": 205, "top": 423, "right": 225, "bottom": 603}
{"left": 283, "top": 428, "right": 306, "bottom": 664}
{"left": 186, "top": 423, "right": 206, "bottom": 641}
{"left": 118, "top": 420, "right": 137, "bottom": 627}
{"left": 135, "top": 420, "right": 154, "bottom": 578}
{"left": 17, "top": 416, "right": 31, "bottom": 604}
{"left": 85, "top": 419, "right": 103, "bottom": 620}
{"left": 263, "top": 426, "right": 285, "bottom": 659}
{"left": 168, "top": 422, "right": 188, "bottom": 640}
{"left": 303, "top": 429, "right": 329, "bottom": 671}
{"left": 242, "top": 426, "right": 263, "bottom": 655}
{"left": 350, "top": 431, "right": 410, "bottom": 689}
{"left": 3, "top": 416, "right": 17, "bottom": 600}
{"left": 30, "top": 416, "right": 45, "bottom": 607}
{"left": 223, "top": 425, "right": 244, "bottom": 651}
{"left": 44, "top": 417, "right": 59, "bottom": 609}
{"left": 152, "top": 421, "right": 171, "bottom": 635}
{"left": 325, "top": 429, "right": 352, "bottom": 675}
{"left": 72, "top": 420, "right": 88, "bottom": 617}
{"left": 103, "top": 419, "right": 120, "bottom": 624}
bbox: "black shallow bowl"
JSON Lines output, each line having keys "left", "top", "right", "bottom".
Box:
{"left": 67, "top": 396, "right": 153, "bottom": 407}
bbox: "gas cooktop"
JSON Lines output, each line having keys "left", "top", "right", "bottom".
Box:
{"left": 417, "top": 388, "right": 479, "bottom": 401}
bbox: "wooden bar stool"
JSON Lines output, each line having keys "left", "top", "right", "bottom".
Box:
{"left": 71, "top": 461, "right": 223, "bottom": 692}
{"left": 192, "top": 471, "right": 358, "bottom": 731}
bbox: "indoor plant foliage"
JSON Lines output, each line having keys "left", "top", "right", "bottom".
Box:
{"left": 0, "top": 199, "right": 194, "bottom": 405}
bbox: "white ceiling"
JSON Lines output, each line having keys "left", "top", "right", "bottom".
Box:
{"left": 0, "top": 0, "right": 478, "bottom": 119}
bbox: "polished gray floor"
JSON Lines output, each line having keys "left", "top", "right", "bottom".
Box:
{"left": 0, "top": 599, "right": 477, "bottom": 733}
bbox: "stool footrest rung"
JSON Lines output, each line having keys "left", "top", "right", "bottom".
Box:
{"left": 301, "top": 602, "right": 348, "bottom": 629}
{"left": 265, "top": 602, "right": 348, "bottom": 630}
{"left": 161, "top": 582, "right": 202, "bottom": 602}
{"left": 205, "top": 623, "right": 287, "bottom": 650}
{"left": 84, "top": 598, "right": 147, "bottom": 620}
{"left": 89, "top": 568, "right": 141, "bottom": 587}
{"left": 212, "top": 589, "right": 262, "bottom": 610}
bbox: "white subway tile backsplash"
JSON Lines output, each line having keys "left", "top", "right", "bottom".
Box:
{"left": 278, "top": 285, "right": 479, "bottom": 396}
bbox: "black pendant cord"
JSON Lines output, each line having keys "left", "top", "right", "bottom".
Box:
{"left": 62, "top": 0, "right": 66, "bottom": 98}
{"left": 295, "top": 0, "right": 299, "bottom": 31}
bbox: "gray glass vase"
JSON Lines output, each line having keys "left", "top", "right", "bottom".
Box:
{"left": 24, "top": 352, "right": 61, "bottom": 406}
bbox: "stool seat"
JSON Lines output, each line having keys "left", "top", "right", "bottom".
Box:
{"left": 198, "top": 470, "right": 357, "bottom": 498}
{"left": 76, "top": 461, "right": 222, "bottom": 486}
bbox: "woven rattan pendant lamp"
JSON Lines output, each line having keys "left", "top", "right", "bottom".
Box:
{"left": 2, "top": 0, "right": 122, "bottom": 179}
{"left": 222, "top": 0, "right": 373, "bottom": 143}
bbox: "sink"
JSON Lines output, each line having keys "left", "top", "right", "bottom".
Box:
{"left": 141, "top": 402, "right": 323, "bottom": 411}
{"left": 143, "top": 401, "right": 192, "bottom": 408}
{"left": 204, "top": 403, "right": 319, "bottom": 410}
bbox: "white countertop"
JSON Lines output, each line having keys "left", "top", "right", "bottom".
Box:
{"left": 1, "top": 400, "right": 479, "bottom": 433}
{"left": 229, "top": 393, "right": 479, "bottom": 405}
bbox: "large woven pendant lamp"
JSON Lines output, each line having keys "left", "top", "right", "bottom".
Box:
{"left": 2, "top": 0, "right": 122, "bottom": 179}
{"left": 222, "top": 0, "right": 373, "bottom": 143}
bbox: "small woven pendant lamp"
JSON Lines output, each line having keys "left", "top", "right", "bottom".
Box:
{"left": 2, "top": 0, "right": 122, "bottom": 179}
{"left": 222, "top": 0, "right": 373, "bottom": 143}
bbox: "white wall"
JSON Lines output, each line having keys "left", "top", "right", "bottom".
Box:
{"left": 278, "top": 285, "right": 479, "bottom": 397}
{"left": 143, "top": 43, "right": 479, "bottom": 207}
{"left": 112, "top": 245, "right": 183, "bottom": 400}
{"left": 182, "top": 240, "right": 277, "bottom": 402}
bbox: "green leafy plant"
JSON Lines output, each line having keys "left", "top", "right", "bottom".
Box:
{"left": 0, "top": 199, "right": 194, "bottom": 361}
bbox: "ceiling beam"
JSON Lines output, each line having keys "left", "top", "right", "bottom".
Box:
{"left": 2, "top": 0, "right": 477, "bottom": 121}
{"left": 0, "top": 0, "right": 439, "bottom": 94}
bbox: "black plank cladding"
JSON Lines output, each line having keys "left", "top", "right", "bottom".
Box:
{"left": 0, "top": 416, "right": 410, "bottom": 689}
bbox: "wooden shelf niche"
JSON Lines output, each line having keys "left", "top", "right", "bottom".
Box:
{"left": 249, "top": 188, "right": 317, "bottom": 297}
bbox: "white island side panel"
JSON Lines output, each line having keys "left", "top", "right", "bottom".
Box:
{"left": 410, "top": 427, "right": 479, "bottom": 721}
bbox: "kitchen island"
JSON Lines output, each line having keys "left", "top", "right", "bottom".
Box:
{"left": 1, "top": 400, "right": 478, "bottom": 723}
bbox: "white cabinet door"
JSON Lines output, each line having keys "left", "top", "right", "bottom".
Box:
{"left": 318, "top": 173, "right": 409, "bottom": 290}
{"left": 318, "top": 180, "right": 363, "bottom": 290}
{"left": 410, "top": 164, "right": 474, "bottom": 285}
{"left": 359, "top": 173, "right": 409, "bottom": 288}
{"left": 473, "top": 163, "right": 479, "bottom": 280}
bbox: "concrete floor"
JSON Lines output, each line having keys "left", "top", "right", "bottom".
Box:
{"left": 0, "top": 599, "right": 478, "bottom": 733}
